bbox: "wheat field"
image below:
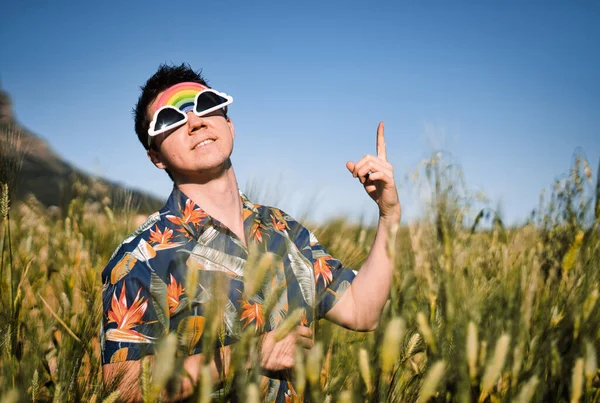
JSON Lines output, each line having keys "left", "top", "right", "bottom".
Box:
{"left": 1, "top": 125, "right": 599, "bottom": 402}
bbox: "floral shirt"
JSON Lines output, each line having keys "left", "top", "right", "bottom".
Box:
{"left": 100, "top": 186, "right": 356, "bottom": 402}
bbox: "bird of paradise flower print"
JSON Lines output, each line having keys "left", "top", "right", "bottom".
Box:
{"left": 105, "top": 281, "right": 155, "bottom": 343}
{"left": 149, "top": 225, "right": 185, "bottom": 250}
{"left": 239, "top": 298, "right": 265, "bottom": 331}
{"left": 314, "top": 256, "right": 334, "bottom": 286}
{"left": 249, "top": 218, "right": 269, "bottom": 244}
{"left": 167, "top": 198, "right": 208, "bottom": 236}
{"left": 270, "top": 209, "right": 289, "bottom": 230}
{"left": 167, "top": 274, "right": 185, "bottom": 314}
{"left": 271, "top": 214, "right": 289, "bottom": 232}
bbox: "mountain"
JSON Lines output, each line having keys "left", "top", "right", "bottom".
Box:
{"left": 0, "top": 85, "right": 164, "bottom": 214}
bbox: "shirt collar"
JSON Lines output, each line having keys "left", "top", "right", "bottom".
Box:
{"left": 164, "top": 186, "right": 259, "bottom": 225}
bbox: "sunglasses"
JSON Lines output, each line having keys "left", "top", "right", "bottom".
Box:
{"left": 147, "top": 87, "right": 233, "bottom": 145}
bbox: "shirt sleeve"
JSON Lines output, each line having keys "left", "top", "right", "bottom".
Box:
{"left": 307, "top": 230, "right": 357, "bottom": 319}
{"left": 281, "top": 210, "right": 356, "bottom": 320}
{"left": 101, "top": 248, "right": 161, "bottom": 365}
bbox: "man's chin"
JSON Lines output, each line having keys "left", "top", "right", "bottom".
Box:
{"left": 174, "top": 160, "right": 233, "bottom": 183}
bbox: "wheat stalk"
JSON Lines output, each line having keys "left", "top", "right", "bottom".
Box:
{"left": 479, "top": 334, "right": 510, "bottom": 402}
{"left": 380, "top": 317, "right": 405, "bottom": 375}
{"left": 417, "top": 360, "right": 445, "bottom": 403}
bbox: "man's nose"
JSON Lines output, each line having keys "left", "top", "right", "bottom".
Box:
{"left": 187, "top": 112, "right": 207, "bottom": 133}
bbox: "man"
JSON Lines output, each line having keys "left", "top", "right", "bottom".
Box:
{"left": 101, "top": 63, "right": 400, "bottom": 402}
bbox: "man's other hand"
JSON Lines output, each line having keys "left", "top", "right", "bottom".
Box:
{"left": 259, "top": 326, "right": 313, "bottom": 371}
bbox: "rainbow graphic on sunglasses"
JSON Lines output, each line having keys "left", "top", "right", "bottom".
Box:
{"left": 156, "top": 82, "right": 209, "bottom": 112}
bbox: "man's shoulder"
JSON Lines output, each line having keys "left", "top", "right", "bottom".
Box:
{"left": 107, "top": 210, "right": 163, "bottom": 260}
{"left": 253, "top": 203, "right": 318, "bottom": 246}
{"left": 254, "top": 204, "right": 298, "bottom": 226}
{"left": 101, "top": 207, "right": 187, "bottom": 280}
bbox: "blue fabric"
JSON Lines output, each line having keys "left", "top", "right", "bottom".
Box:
{"left": 100, "top": 186, "right": 356, "bottom": 400}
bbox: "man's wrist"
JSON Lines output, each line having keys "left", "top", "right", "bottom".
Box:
{"left": 379, "top": 209, "right": 401, "bottom": 228}
{"left": 248, "top": 333, "right": 267, "bottom": 370}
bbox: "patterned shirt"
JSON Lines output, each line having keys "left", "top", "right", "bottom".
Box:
{"left": 100, "top": 186, "right": 356, "bottom": 402}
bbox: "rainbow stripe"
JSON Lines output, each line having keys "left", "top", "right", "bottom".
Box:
{"left": 157, "top": 82, "right": 208, "bottom": 113}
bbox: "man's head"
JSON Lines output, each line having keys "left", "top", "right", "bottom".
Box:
{"left": 134, "top": 63, "right": 228, "bottom": 150}
{"left": 134, "top": 63, "right": 235, "bottom": 182}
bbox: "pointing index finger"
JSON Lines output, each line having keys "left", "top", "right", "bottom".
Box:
{"left": 376, "top": 121, "right": 387, "bottom": 161}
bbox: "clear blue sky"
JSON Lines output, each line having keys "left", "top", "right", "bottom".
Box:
{"left": 1, "top": 1, "right": 598, "bottom": 225}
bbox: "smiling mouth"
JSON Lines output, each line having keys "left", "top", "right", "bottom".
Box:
{"left": 193, "top": 139, "right": 215, "bottom": 149}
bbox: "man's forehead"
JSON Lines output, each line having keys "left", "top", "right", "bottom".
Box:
{"left": 149, "top": 81, "right": 209, "bottom": 115}
{"left": 157, "top": 82, "right": 208, "bottom": 108}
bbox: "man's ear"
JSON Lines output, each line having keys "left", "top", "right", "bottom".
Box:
{"left": 227, "top": 118, "right": 235, "bottom": 140}
{"left": 147, "top": 148, "right": 167, "bottom": 170}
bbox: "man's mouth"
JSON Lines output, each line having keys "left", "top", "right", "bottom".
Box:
{"left": 193, "top": 139, "right": 215, "bottom": 149}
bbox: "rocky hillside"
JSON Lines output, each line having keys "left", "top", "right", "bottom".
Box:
{"left": 0, "top": 85, "right": 163, "bottom": 213}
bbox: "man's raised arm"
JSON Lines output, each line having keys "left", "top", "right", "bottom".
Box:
{"left": 325, "top": 122, "right": 400, "bottom": 331}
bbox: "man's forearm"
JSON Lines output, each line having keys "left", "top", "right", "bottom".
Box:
{"left": 326, "top": 214, "right": 398, "bottom": 330}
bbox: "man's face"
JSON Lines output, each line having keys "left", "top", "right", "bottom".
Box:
{"left": 146, "top": 87, "right": 235, "bottom": 182}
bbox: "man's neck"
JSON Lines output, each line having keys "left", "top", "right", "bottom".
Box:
{"left": 176, "top": 166, "right": 246, "bottom": 244}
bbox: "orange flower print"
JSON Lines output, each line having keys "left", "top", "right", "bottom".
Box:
{"left": 166, "top": 198, "right": 208, "bottom": 234}
{"left": 300, "top": 309, "right": 309, "bottom": 327}
{"left": 285, "top": 381, "right": 300, "bottom": 403}
{"left": 149, "top": 224, "right": 173, "bottom": 244}
{"left": 271, "top": 214, "right": 289, "bottom": 232}
{"left": 314, "top": 256, "right": 334, "bottom": 286}
{"left": 149, "top": 225, "right": 184, "bottom": 250}
{"left": 249, "top": 219, "right": 269, "bottom": 244}
{"left": 239, "top": 299, "right": 265, "bottom": 331}
{"left": 167, "top": 274, "right": 185, "bottom": 314}
{"left": 106, "top": 281, "right": 155, "bottom": 343}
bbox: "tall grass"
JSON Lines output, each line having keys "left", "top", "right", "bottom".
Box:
{"left": 1, "top": 128, "right": 599, "bottom": 401}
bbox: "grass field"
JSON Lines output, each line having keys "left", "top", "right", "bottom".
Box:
{"left": 1, "top": 125, "right": 599, "bottom": 402}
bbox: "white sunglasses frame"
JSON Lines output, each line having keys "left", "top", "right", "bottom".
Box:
{"left": 147, "top": 88, "right": 233, "bottom": 144}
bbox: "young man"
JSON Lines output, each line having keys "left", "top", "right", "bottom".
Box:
{"left": 101, "top": 63, "right": 400, "bottom": 402}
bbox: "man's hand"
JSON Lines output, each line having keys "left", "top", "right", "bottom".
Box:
{"left": 103, "top": 348, "right": 232, "bottom": 403}
{"left": 259, "top": 326, "right": 313, "bottom": 371}
{"left": 346, "top": 122, "right": 401, "bottom": 222}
